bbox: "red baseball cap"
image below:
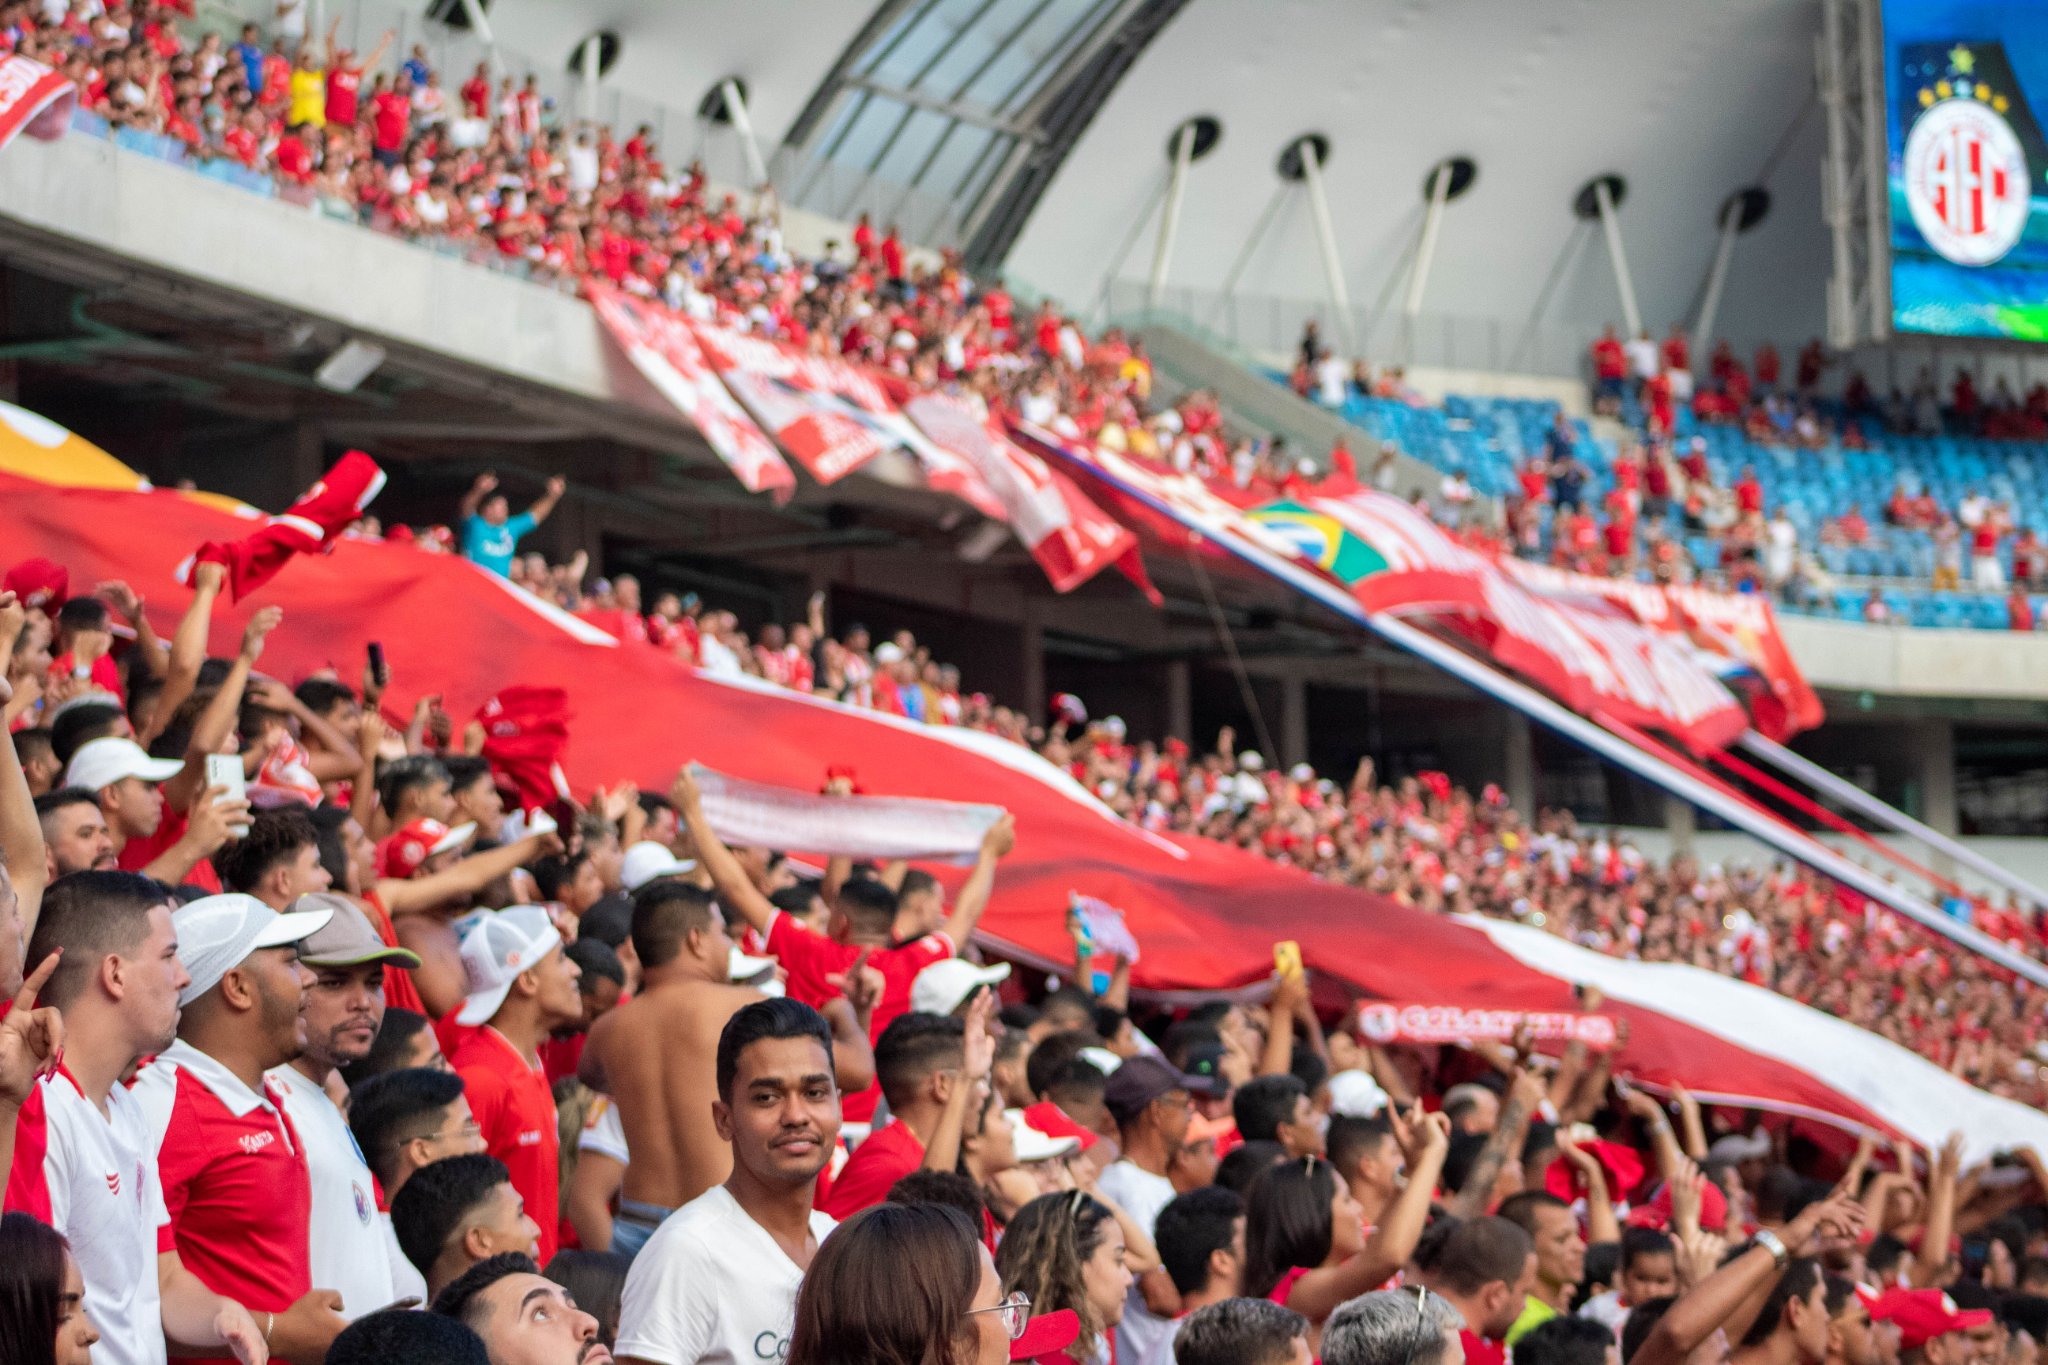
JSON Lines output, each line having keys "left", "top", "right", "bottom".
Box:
{"left": 1021, "top": 1102, "right": 1098, "bottom": 1153}
{"left": 1870, "top": 1289, "right": 1992, "bottom": 1351}
{"left": 3, "top": 557, "right": 67, "bottom": 611}
{"left": 1010, "top": 1308, "right": 1079, "bottom": 1361}
{"left": 377, "top": 819, "right": 476, "bottom": 879}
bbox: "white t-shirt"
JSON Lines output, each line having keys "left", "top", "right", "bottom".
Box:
{"left": 1098, "top": 1160, "right": 1178, "bottom": 1365}
{"left": 383, "top": 1211, "right": 430, "bottom": 1305}
{"left": 1625, "top": 337, "right": 1659, "bottom": 379}
{"left": 269, "top": 1064, "right": 397, "bottom": 1319}
{"left": 615, "top": 1184, "right": 834, "bottom": 1365}
{"left": 580, "top": 1093, "right": 629, "bottom": 1163}
{"left": 9, "top": 1072, "right": 170, "bottom": 1365}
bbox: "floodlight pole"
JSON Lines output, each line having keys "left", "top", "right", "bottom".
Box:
{"left": 1207, "top": 182, "right": 1289, "bottom": 336}
{"left": 1693, "top": 202, "right": 1742, "bottom": 356}
{"left": 1298, "top": 138, "right": 1355, "bottom": 354}
{"left": 1147, "top": 121, "right": 1195, "bottom": 309}
{"left": 457, "top": 0, "right": 494, "bottom": 47}
{"left": 1404, "top": 161, "right": 1451, "bottom": 320}
{"left": 721, "top": 79, "right": 772, "bottom": 190}
{"left": 1592, "top": 178, "right": 1643, "bottom": 338}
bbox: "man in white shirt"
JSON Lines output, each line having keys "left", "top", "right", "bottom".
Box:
{"left": 14, "top": 870, "right": 267, "bottom": 1365}
{"left": 1097, "top": 1055, "right": 1212, "bottom": 1365}
{"left": 268, "top": 893, "right": 424, "bottom": 1317}
{"left": 1625, "top": 330, "right": 1659, "bottom": 382}
{"left": 614, "top": 998, "right": 842, "bottom": 1365}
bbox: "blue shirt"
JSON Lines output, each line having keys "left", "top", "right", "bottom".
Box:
{"left": 235, "top": 41, "right": 264, "bottom": 94}
{"left": 462, "top": 511, "right": 536, "bottom": 577}
{"left": 403, "top": 55, "right": 431, "bottom": 87}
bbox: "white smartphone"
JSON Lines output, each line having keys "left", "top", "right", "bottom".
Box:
{"left": 204, "top": 753, "right": 250, "bottom": 837}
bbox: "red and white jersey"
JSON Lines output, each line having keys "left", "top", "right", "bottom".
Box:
{"left": 132, "top": 1040, "right": 314, "bottom": 1349}
{"left": 4, "top": 1068, "right": 172, "bottom": 1365}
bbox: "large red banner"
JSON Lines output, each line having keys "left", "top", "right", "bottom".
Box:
{"left": 686, "top": 319, "right": 898, "bottom": 485}
{"left": 0, "top": 56, "right": 73, "bottom": 157}
{"left": 586, "top": 284, "right": 795, "bottom": 502}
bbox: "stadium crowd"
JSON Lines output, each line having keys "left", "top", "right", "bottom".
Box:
{"left": 0, "top": 558, "right": 2044, "bottom": 1365}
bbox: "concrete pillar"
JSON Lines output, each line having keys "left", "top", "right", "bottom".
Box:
{"left": 1501, "top": 710, "right": 1536, "bottom": 816}
{"left": 1908, "top": 717, "right": 1958, "bottom": 879}
{"left": 1164, "top": 658, "right": 1192, "bottom": 744}
{"left": 1018, "top": 604, "right": 1046, "bottom": 724}
{"left": 1663, "top": 793, "right": 1697, "bottom": 858}
{"left": 1278, "top": 672, "right": 1309, "bottom": 770}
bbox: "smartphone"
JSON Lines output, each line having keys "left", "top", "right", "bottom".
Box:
{"left": 1273, "top": 940, "right": 1304, "bottom": 979}
{"left": 366, "top": 641, "right": 388, "bottom": 689}
{"left": 204, "top": 753, "right": 250, "bottom": 837}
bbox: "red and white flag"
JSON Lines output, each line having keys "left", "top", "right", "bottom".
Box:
{"left": 0, "top": 56, "right": 74, "bottom": 157}
{"left": 177, "top": 450, "right": 385, "bottom": 600}
{"left": 688, "top": 320, "right": 896, "bottom": 485}
{"left": 903, "top": 393, "right": 1154, "bottom": 598}
{"left": 587, "top": 283, "right": 795, "bottom": 502}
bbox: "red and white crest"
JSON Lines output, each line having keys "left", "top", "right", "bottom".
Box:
{"left": 1904, "top": 97, "right": 2031, "bottom": 266}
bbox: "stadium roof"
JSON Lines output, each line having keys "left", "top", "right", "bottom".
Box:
{"left": 359, "top": 0, "right": 1834, "bottom": 363}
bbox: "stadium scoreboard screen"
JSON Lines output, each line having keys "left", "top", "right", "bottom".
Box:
{"left": 1884, "top": 0, "right": 2048, "bottom": 340}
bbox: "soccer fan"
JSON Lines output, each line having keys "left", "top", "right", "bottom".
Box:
{"left": 1418, "top": 1216, "right": 1538, "bottom": 1365}
{"left": 64, "top": 736, "right": 245, "bottom": 891}
{"left": 1580, "top": 1226, "right": 1680, "bottom": 1335}
{"left": 267, "top": 894, "right": 423, "bottom": 1318}
{"left": 448, "top": 905, "right": 583, "bottom": 1265}
{"left": 35, "top": 788, "right": 117, "bottom": 879}
{"left": 1496, "top": 1191, "right": 1588, "bottom": 1342}
{"left": 133, "top": 892, "right": 350, "bottom": 1360}
{"left": 579, "top": 881, "right": 876, "bottom": 1251}
{"left": 214, "top": 808, "right": 333, "bottom": 909}
{"left": 1174, "top": 1298, "right": 1312, "bottom": 1365}
{"left": 326, "top": 1308, "right": 489, "bottom": 1365}
{"left": 1322, "top": 1288, "right": 1466, "bottom": 1365}
{"left": 1096, "top": 1054, "right": 1212, "bottom": 1362}
{"left": 998, "top": 1192, "right": 1136, "bottom": 1365}
{"left": 675, "top": 767, "right": 1011, "bottom": 1124}
{"left": 392, "top": 1153, "right": 543, "bottom": 1300}
{"left": 613, "top": 999, "right": 842, "bottom": 1364}
{"left": 821, "top": 993, "right": 996, "bottom": 1220}
{"left": 0, "top": 1211, "right": 104, "bottom": 1365}
{"left": 458, "top": 472, "right": 566, "bottom": 578}
{"left": 1154, "top": 1185, "right": 1250, "bottom": 1326}
{"left": 432, "top": 1253, "right": 611, "bottom": 1365}
{"left": 785, "top": 1202, "right": 1077, "bottom": 1365}
{"left": 13, "top": 872, "right": 269, "bottom": 1365}
{"left": 1234, "top": 1074, "right": 1325, "bottom": 1158}
{"left": 347, "top": 1067, "right": 486, "bottom": 1301}
{"left": 1244, "top": 1155, "right": 1423, "bottom": 1351}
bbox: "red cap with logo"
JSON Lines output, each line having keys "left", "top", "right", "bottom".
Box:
{"left": 1866, "top": 1289, "right": 1992, "bottom": 1351}
{"left": 377, "top": 818, "right": 476, "bottom": 879}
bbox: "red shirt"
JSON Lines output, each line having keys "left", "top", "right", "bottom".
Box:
{"left": 763, "top": 913, "right": 952, "bottom": 1122}
{"left": 821, "top": 1119, "right": 924, "bottom": 1219}
{"left": 371, "top": 89, "right": 410, "bottom": 151}
{"left": 1462, "top": 1331, "right": 1507, "bottom": 1365}
{"left": 361, "top": 893, "right": 426, "bottom": 1019}
{"left": 117, "top": 803, "right": 222, "bottom": 893}
{"left": 324, "top": 64, "right": 362, "bottom": 125}
{"left": 452, "top": 1027, "right": 560, "bottom": 1263}
{"left": 135, "top": 1042, "right": 312, "bottom": 1359}
{"left": 1735, "top": 477, "right": 1764, "bottom": 514}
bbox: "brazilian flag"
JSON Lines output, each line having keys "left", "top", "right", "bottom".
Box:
{"left": 1245, "top": 500, "right": 1390, "bottom": 586}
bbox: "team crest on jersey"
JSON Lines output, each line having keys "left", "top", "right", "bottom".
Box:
{"left": 353, "top": 1181, "right": 372, "bottom": 1225}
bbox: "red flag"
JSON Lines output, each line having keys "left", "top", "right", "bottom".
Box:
{"left": 0, "top": 56, "right": 75, "bottom": 158}
{"left": 476, "top": 685, "right": 572, "bottom": 811}
{"left": 177, "top": 450, "right": 385, "bottom": 601}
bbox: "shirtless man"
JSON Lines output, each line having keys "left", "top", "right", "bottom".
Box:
{"left": 577, "top": 878, "right": 876, "bottom": 1256}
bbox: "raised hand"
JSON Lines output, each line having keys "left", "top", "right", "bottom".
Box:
{"left": 0, "top": 951, "right": 64, "bottom": 1109}
{"left": 961, "top": 985, "right": 997, "bottom": 1082}
{"left": 240, "top": 606, "right": 284, "bottom": 661}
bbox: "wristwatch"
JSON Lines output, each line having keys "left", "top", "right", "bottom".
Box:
{"left": 1752, "top": 1228, "right": 1790, "bottom": 1268}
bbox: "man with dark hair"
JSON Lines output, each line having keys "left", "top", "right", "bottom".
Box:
{"left": 133, "top": 892, "right": 350, "bottom": 1360}
{"left": 1497, "top": 1191, "right": 1586, "bottom": 1340}
{"left": 1822, "top": 1275, "right": 1880, "bottom": 1365}
{"left": 1234, "top": 1073, "right": 1324, "bottom": 1157}
{"left": 293, "top": 677, "right": 362, "bottom": 733}
{"left": 676, "top": 767, "right": 1010, "bottom": 1127}
{"left": 1421, "top": 1215, "right": 1537, "bottom": 1365}
{"left": 1156, "top": 1186, "right": 1248, "bottom": 1312}
{"left": 49, "top": 696, "right": 126, "bottom": 768}
{"left": 214, "top": 806, "right": 333, "bottom": 908}
{"left": 1514, "top": 1316, "right": 1615, "bottom": 1365}
{"left": 580, "top": 880, "right": 875, "bottom": 1255}
{"left": 15, "top": 725, "right": 59, "bottom": 795}
{"left": 823, "top": 996, "right": 996, "bottom": 1219}
{"left": 378, "top": 754, "right": 455, "bottom": 826}
{"left": 615, "top": 999, "right": 842, "bottom": 1365}
{"left": 392, "top": 1153, "right": 543, "bottom": 1298}
{"left": 349, "top": 1067, "right": 486, "bottom": 1302}
{"left": 434, "top": 1252, "right": 609, "bottom": 1365}
{"left": 35, "top": 785, "right": 116, "bottom": 877}
{"left": 329, "top": 1306, "right": 491, "bottom": 1365}
{"left": 1035, "top": 984, "right": 1096, "bottom": 1038}
{"left": 13, "top": 871, "right": 269, "bottom": 1365}
{"left": 442, "top": 756, "right": 506, "bottom": 841}
{"left": 1174, "top": 1298, "right": 1312, "bottom": 1365}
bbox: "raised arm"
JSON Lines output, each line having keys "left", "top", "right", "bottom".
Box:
{"left": 671, "top": 766, "right": 777, "bottom": 937}
{"left": 1356, "top": 1106, "right": 1453, "bottom": 1291}
{"left": 1672, "top": 1083, "right": 1709, "bottom": 1161}
{"left": 0, "top": 595, "right": 48, "bottom": 933}
{"left": 98, "top": 582, "right": 167, "bottom": 681}
{"left": 458, "top": 471, "right": 497, "bottom": 522}
{"left": 1449, "top": 1067, "right": 1544, "bottom": 1218}
{"left": 143, "top": 562, "right": 225, "bottom": 748}
{"left": 938, "top": 813, "right": 1014, "bottom": 948}
{"left": 923, "top": 988, "right": 995, "bottom": 1174}
{"left": 1622, "top": 1083, "right": 1687, "bottom": 1184}
{"left": 1558, "top": 1129, "right": 1622, "bottom": 1245}
{"left": 1912, "top": 1134, "right": 1963, "bottom": 1289}
{"left": 1258, "top": 968, "right": 1308, "bottom": 1077}
{"left": 162, "top": 607, "right": 280, "bottom": 813}
{"left": 527, "top": 475, "right": 567, "bottom": 527}
{"left": 377, "top": 828, "right": 564, "bottom": 918}
{"left": 247, "top": 676, "right": 360, "bottom": 779}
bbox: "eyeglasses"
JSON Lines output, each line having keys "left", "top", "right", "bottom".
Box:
{"left": 968, "top": 1291, "right": 1032, "bottom": 1340}
{"left": 1400, "top": 1285, "right": 1431, "bottom": 1365}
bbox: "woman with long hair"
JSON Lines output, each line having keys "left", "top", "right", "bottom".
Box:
{"left": 1243, "top": 1155, "right": 1412, "bottom": 1352}
{"left": 787, "top": 1202, "right": 1077, "bottom": 1365}
{"left": 0, "top": 1213, "right": 101, "bottom": 1365}
{"left": 997, "top": 1191, "right": 1133, "bottom": 1365}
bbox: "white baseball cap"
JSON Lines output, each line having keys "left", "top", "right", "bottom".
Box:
{"left": 172, "top": 893, "right": 334, "bottom": 1007}
{"left": 1008, "top": 1107, "right": 1080, "bottom": 1163}
{"left": 728, "top": 945, "right": 780, "bottom": 988}
{"left": 455, "top": 905, "right": 564, "bottom": 1026}
{"left": 1327, "top": 1068, "right": 1390, "bottom": 1118}
{"left": 621, "top": 841, "right": 697, "bottom": 891}
{"left": 909, "top": 958, "right": 1011, "bottom": 1016}
{"left": 65, "top": 736, "right": 183, "bottom": 793}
